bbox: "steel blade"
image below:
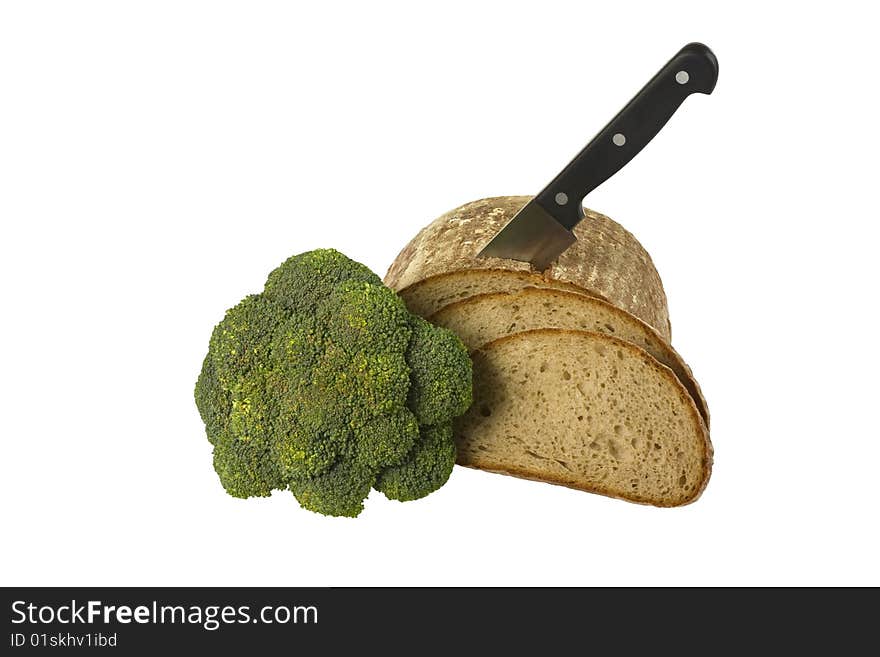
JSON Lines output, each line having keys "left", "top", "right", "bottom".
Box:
{"left": 477, "top": 200, "right": 576, "bottom": 270}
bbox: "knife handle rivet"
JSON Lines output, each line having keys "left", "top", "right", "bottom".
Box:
{"left": 554, "top": 192, "right": 569, "bottom": 206}
{"left": 612, "top": 133, "right": 626, "bottom": 146}
{"left": 675, "top": 70, "right": 690, "bottom": 84}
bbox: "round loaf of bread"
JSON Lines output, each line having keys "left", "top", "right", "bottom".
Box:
{"left": 384, "top": 196, "right": 672, "bottom": 340}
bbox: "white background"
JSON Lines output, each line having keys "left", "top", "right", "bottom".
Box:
{"left": 2, "top": 1, "right": 877, "bottom": 586}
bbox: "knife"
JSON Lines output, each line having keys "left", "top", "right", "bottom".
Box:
{"left": 478, "top": 42, "right": 718, "bottom": 270}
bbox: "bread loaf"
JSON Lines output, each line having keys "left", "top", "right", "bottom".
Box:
{"left": 456, "top": 329, "right": 712, "bottom": 506}
{"left": 431, "top": 288, "right": 709, "bottom": 427}
{"left": 385, "top": 196, "right": 672, "bottom": 340}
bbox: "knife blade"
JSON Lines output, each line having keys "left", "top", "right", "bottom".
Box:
{"left": 478, "top": 42, "right": 718, "bottom": 270}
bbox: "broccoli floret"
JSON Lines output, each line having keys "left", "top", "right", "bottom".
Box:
{"left": 406, "top": 316, "right": 473, "bottom": 426}
{"left": 289, "top": 457, "right": 377, "bottom": 518}
{"left": 194, "top": 249, "right": 473, "bottom": 517}
{"left": 375, "top": 423, "right": 457, "bottom": 502}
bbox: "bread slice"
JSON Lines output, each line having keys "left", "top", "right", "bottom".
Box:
{"left": 431, "top": 288, "right": 709, "bottom": 427}
{"left": 385, "top": 196, "right": 671, "bottom": 340}
{"left": 398, "top": 268, "right": 605, "bottom": 318}
{"left": 455, "top": 329, "right": 712, "bottom": 506}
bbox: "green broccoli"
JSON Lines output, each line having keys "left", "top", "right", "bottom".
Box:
{"left": 194, "top": 249, "right": 472, "bottom": 517}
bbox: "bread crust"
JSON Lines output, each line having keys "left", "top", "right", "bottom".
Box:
{"left": 384, "top": 196, "right": 672, "bottom": 340}
{"left": 432, "top": 287, "right": 709, "bottom": 428}
{"left": 460, "top": 328, "right": 713, "bottom": 506}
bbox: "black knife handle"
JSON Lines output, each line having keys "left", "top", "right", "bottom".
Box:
{"left": 534, "top": 42, "right": 718, "bottom": 230}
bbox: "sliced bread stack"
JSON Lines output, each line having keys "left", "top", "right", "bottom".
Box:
{"left": 385, "top": 196, "right": 711, "bottom": 506}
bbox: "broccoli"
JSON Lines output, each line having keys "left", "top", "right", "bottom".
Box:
{"left": 194, "top": 249, "right": 472, "bottom": 517}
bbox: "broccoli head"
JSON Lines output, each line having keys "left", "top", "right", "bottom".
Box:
{"left": 194, "top": 249, "right": 472, "bottom": 517}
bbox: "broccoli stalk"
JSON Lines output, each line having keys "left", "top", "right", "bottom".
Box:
{"left": 194, "top": 249, "right": 472, "bottom": 517}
